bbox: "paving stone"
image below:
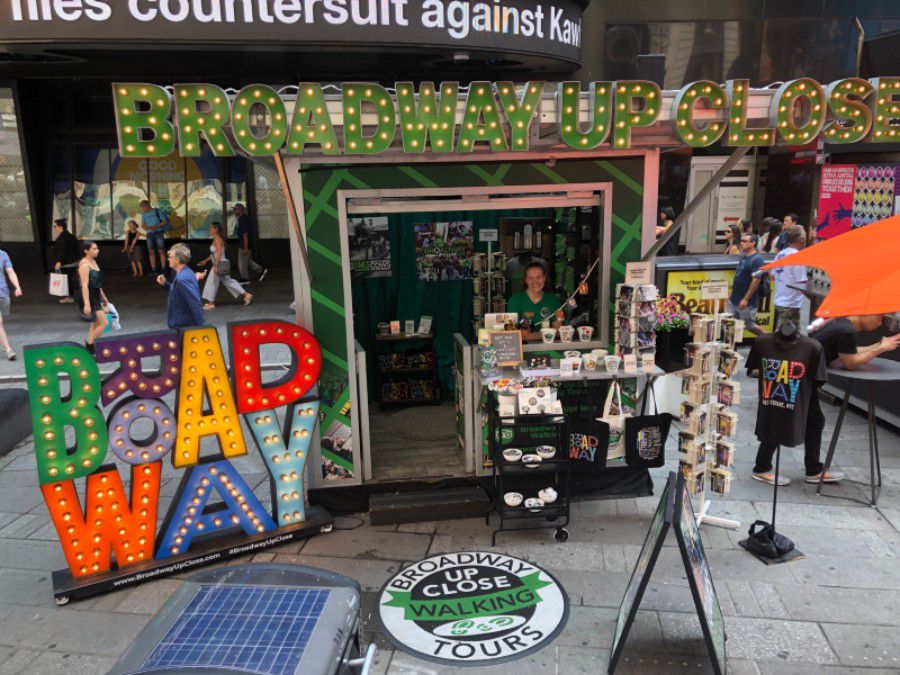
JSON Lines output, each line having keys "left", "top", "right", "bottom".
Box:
{"left": 0, "top": 539, "right": 66, "bottom": 572}
{"left": 819, "top": 622, "right": 900, "bottom": 668}
{"left": 557, "top": 646, "right": 611, "bottom": 675}
{"left": 114, "top": 578, "right": 183, "bottom": 614}
{"left": 271, "top": 553, "right": 401, "bottom": 591}
{"left": 750, "top": 501, "right": 893, "bottom": 531}
{"left": 0, "top": 570, "right": 53, "bottom": 607}
{"left": 0, "top": 606, "right": 151, "bottom": 655}
{"left": 13, "top": 650, "right": 117, "bottom": 674}
{"left": 788, "top": 553, "right": 900, "bottom": 590}
{"left": 299, "top": 528, "right": 431, "bottom": 561}
{"left": 774, "top": 584, "right": 900, "bottom": 625}
{"left": 756, "top": 665, "right": 899, "bottom": 675}
{"left": 396, "top": 522, "right": 436, "bottom": 535}
{"left": 725, "top": 580, "right": 763, "bottom": 618}
{"left": 0, "top": 489, "right": 43, "bottom": 515}
{"left": 658, "top": 612, "right": 837, "bottom": 664}
{"left": 0, "top": 649, "right": 39, "bottom": 675}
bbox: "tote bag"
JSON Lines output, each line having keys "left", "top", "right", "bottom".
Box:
{"left": 567, "top": 416, "right": 610, "bottom": 470}
{"left": 49, "top": 272, "right": 68, "bottom": 297}
{"left": 624, "top": 385, "right": 672, "bottom": 469}
{"left": 600, "top": 380, "right": 630, "bottom": 462}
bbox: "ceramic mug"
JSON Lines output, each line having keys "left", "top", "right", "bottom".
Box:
{"left": 582, "top": 354, "right": 598, "bottom": 371}
{"left": 563, "top": 350, "right": 581, "bottom": 360}
{"left": 541, "top": 328, "right": 557, "bottom": 344}
{"left": 604, "top": 354, "right": 622, "bottom": 373}
{"left": 591, "top": 348, "right": 608, "bottom": 359}
{"left": 558, "top": 325, "right": 575, "bottom": 342}
{"left": 578, "top": 326, "right": 595, "bottom": 341}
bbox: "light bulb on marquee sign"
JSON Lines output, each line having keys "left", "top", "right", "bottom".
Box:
{"left": 112, "top": 77, "right": 900, "bottom": 158}
{"left": 22, "top": 320, "right": 326, "bottom": 594}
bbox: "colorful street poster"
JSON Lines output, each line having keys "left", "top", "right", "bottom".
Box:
{"left": 415, "top": 221, "right": 474, "bottom": 281}
{"left": 816, "top": 164, "right": 856, "bottom": 240}
{"left": 666, "top": 269, "right": 773, "bottom": 338}
{"left": 851, "top": 165, "right": 896, "bottom": 229}
{"left": 348, "top": 216, "right": 391, "bottom": 277}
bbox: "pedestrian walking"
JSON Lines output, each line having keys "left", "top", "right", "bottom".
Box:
{"left": 77, "top": 241, "right": 109, "bottom": 354}
{"left": 156, "top": 243, "right": 205, "bottom": 329}
{"left": 52, "top": 219, "right": 79, "bottom": 304}
{"left": 199, "top": 221, "right": 252, "bottom": 309}
{"left": 0, "top": 247, "right": 22, "bottom": 360}
{"left": 773, "top": 212, "right": 799, "bottom": 251}
{"left": 232, "top": 203, "right": 267, "bottom": 282}
{"left": 722, "top": 224, "right": 742, "bottom": 255}
{"left": 770, "top": 225, "right": 807, "bottom": 332}
{"left": 726, "top": 233, "right": 765, "bottom": 336}
{"left": 140, "top": 199, "right": 170, "bottom": 275}
{"left": 123, "top": 219, "right": 144, "bottom": 277}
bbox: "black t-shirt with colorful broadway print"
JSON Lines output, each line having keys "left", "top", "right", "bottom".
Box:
{"left": 747, "top": 334, "right": 827, "bottom": 447}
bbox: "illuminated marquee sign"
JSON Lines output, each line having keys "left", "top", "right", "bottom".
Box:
{"left": 24, "top": 319, "right": 330, "bottom": 603}
{"left": 112, "top": 77, "right": 900, "bottom": 158}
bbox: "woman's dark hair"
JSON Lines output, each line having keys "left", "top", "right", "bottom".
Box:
{"left": 725, "top": 224, "right": 742, "bottom": 248}
{"left": 740, "top": 219, "right": 754, "bottom": 234}
{"left": 54, "top": 219, "right": 68, "bottom": 230}
{"left": 210, "top": 221, "right": 224, "bottom": 237}
{"left": 762, "top": 217, "right": 783, "bottom": 252}
{"left": 660, "top": 207, "right": 676, "bottom": 222}
{"left": 127, "top": 219, "right": 138, "bottom": 228}
{"left": 523, "top": 261, "right": 546, "bottom": 277}
{"left": 79, "top": 240, "right": 96, "bottom": 256}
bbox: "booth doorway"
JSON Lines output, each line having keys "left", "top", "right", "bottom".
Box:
{"left": 335, "top": 184, "right": 611, "bottom": 483}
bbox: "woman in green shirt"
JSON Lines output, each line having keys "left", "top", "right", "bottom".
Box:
{"left": 507, "top": 262, "right": 561, "bottom": 341}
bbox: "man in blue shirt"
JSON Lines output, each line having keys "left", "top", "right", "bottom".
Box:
{"left": 155, "top": 243, "right": 205, "bottom": 329}
{"left": 726, "top": 233, "right": 766, "bottom": 337}
{"left": 141, "top": 199, "right": 170, "bottom": 275}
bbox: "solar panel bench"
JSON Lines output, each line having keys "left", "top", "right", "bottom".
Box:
{"left": 109, "top": 563, "right": 374, "bottom": 675}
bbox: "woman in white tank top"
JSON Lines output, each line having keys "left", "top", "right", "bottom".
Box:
{"left": 198, "top": 221, "right": 252, "bottom": 309}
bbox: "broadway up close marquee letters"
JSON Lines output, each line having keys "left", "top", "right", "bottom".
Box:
{"left": 24, "top": 320, "right": 331, "bottom": 602}
{"left": 111, "top": 77, "right": 900, "bottom": 158}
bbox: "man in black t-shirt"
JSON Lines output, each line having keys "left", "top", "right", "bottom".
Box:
{"left": 751, "top": 314, "right": 900, "bottom": 486}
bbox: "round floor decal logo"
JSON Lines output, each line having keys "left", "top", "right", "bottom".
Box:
{"left": 378, "top": 551, "right": 568, "bottom": 665}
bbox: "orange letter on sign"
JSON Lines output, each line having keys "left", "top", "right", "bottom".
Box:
{"left": 229, "top": 320, "right": 322, "bottom": 414}
{"left": 41, "top": 462, "right": 161, "bottom": 578}
{"left": 175, "top": 327, "right": 245, "bottom": 468}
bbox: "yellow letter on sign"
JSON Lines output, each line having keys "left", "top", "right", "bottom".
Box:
{"left": 174, "top": 327, "right": 245, "bottom": 468}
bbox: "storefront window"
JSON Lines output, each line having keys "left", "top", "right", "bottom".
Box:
{"left": 186, "top": 147, "right": 222, "bottom": 239}
{"left": 50, "top": 146, "right": 73, "bottom": 236}
{"left": 0, "top": 90, "right": 32, "bottom": 242}
{"left": 253, "top": 161, "right": 288, "bottom": 239}
{"left": 225, "top": 156, "right": 248, "bottom": 237}
{"left": 110, "top": 152, "right": 148, "bottom": 239}
{"left": 74, "top": 146, "right": 113, "bottom": 240}
{"left": 148, "top": 154, "right": 186, "bottom": 239}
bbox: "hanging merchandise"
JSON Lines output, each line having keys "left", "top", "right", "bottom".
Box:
{"left": 624, "top": 387, "right": 672, "bottom": 469}
{"left": 616, "top": 283, "right": 658, "bottom": 362}
{"left": 746, "top": 334, "right": 828, "bottom": 447}
{"left": 600, "top": 380, "right": 631, "bottom": 462}
{"left": 567, "top": 416, "right": 610, "bottom": 468}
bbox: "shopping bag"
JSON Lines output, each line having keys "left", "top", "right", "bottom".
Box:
{"left": 567, "top": 416, "right": 610, "bottom": 469}
{"left": 49, "top": 272, "right": 68, "bottom": 297}
{"left": 624, "top": 385, "right": 672, "bottom": 469}
{"left": 104, "top": 302, "right": 121, "bottom": 333}
{"left": 599, "top": 380, "right": 630, "bottom": 462}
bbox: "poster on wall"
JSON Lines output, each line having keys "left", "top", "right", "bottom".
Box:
{"left": 415, "top": 221, "right": 474, "bottom": 281}
{"left": 666, "top": 270, "right": 773, "bottom": 338}
{"left": 348, "top": 216, "right": 392, "bottom": 278}
{"left": 715, "top": 182, "right": 750, "bottom": 247}
{"left": 816, "top": 165, "right": 856, "bottom": 239}
{"left": 851, "top": 165, "right": 896, "bottom": 229}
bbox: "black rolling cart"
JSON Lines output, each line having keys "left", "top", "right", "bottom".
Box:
{"left": 486, "top": 397, "right": 570, "bottom": 546}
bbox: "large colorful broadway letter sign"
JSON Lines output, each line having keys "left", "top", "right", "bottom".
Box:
{"left": 23, "top": 320, "right": 330, "bottom": 603}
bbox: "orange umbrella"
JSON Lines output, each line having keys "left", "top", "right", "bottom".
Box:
{"left": 762, "top": 214, "right": 900, "bottom": 318}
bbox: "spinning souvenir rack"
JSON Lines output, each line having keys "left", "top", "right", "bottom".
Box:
{"left": 678, "top": 303, "right": 742, "bottom": 530}
{"left": 472, "top": 252, "right": 507, "bottom": 324}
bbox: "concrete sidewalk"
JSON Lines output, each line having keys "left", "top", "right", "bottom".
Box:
{"left": 0, "top": 281, "right": 898, "bottom": 673}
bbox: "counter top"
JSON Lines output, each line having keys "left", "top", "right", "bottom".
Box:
{"left": 478, "top": 362, "right": 664, "bottom": 387}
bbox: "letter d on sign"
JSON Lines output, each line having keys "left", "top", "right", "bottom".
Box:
{"left": 229, "top": 320, "right": 322, "bottom": 414}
